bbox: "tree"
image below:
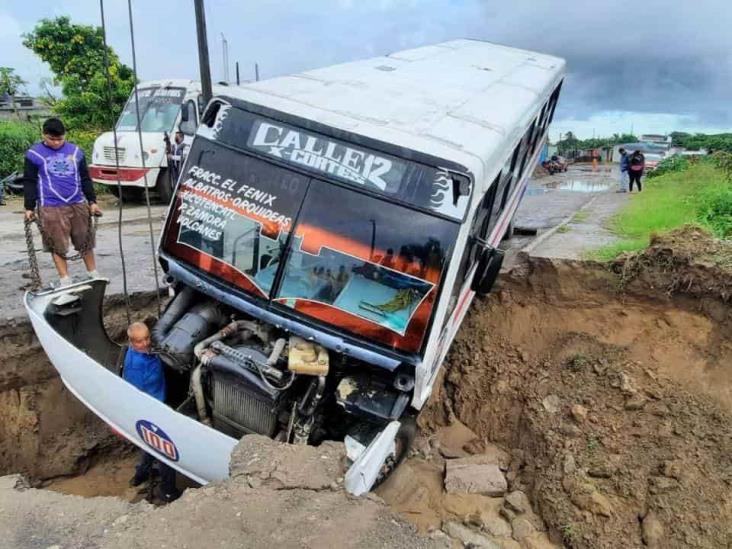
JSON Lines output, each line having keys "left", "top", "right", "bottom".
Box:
{"left": 23, "top": 16, "right": 134, "bottom": 129}
{"left": 0, "top": 67, "right": 27, "bottom": 97}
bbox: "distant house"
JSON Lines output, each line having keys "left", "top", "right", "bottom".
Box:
{"left": 640, "top": 134, "right": 672, "bottom": 145}
{"left": 0, "top": 95, "right": 51, "bottom": 121}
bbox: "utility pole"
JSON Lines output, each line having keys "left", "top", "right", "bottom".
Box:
{"left": 194, "top": 0, "right": 213, "bottom": 103}
{"left": 221, "top": 33, "right": 229, "bottom": 83}
{"left": 235, "top": 61, "right": 240, "bottom": 85}
{"left": 255, "top": 63, "right": 260, "bottom": 82}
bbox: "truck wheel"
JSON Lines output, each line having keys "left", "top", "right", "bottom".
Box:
{"left": 108, "top": 185, "right": 141, "bottom": 202}
{"left": 155, "top": 168, "right": 175, "bottom": 204}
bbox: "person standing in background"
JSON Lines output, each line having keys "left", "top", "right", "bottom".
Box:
{"left": 628, "top": 150, "right": 645, "bottom": 192}
{"left": 617, "top": 147, "right": 629, "bottom": 192}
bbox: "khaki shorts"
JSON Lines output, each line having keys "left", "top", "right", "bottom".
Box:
{"left": 39, "top": 203, "right": 95, "bottom": 256}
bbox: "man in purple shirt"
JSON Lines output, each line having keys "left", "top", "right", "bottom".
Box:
{"left": 23, "top": 118, "right": 103, "bottom": 286}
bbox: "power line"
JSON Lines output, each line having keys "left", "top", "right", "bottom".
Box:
{"left": 126, "top": 0, "right": 162, "bottom": 317}
{"left": 98, "top": 0, "right": 131, "bottom": 324}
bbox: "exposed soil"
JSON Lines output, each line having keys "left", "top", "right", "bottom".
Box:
{"left": 410, "top": 230, "right": 732, "bottom": 548}
{"left": 1, "top": 228, "right": 731, "bottom": 548}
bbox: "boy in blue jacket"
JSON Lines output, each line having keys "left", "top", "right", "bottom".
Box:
{"left": 124, "top": 322, "right": 180, "bottom": 502}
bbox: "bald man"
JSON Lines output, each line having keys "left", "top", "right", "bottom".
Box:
{"left": 123, "top": 322, "right": 179, "bottom": 502}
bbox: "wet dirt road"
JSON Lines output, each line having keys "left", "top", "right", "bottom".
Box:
{"left": 0, "top": 195, "right": 168, "bottom": 318}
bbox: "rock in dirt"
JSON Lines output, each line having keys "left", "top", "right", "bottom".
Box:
{"left": 435, "top": 419, "right": 478, "bottom": 458}
{"left": 542, "top": 395, "right": 561, "bottom": 414}
{"left": 567, "top": 481, "right": 613, "bottom": 517}
{"left": 661, "top": 460, "right": 684, "bottom": 480}
{"left": 375, "top": 459, "right": 444, "bottom": 532}
{"left": 445, "top": 459, "right": 508, "bottom": 496}
{"left": 504, "top": 490, "right": 530, "bottom": 514}
{"left": 520, "top": 533, "right": 558, "bottom": 549}
{"left": 570, "top": 404, "right": 588, "bottom": 423}
{"left": 641, "top": 511, "right": 665, "bottom": 548}
{"left": 229, "top": 434, "right": 345, "bottom": 490}
{"left": 443, "top": 521, "right": 501, "bottom": 548}
{"left": 465, "top": 506, "right": 512, "bottom": 538}
{"left": 624, "top": 393, "right": 647, "bottom": 410}
{"left": 510, "top": 515, "right": 536, "bottom": 540}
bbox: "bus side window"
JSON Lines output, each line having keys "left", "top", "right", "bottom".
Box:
{"left": 546, "top": 81, "right": 563, "bottom": 126}
{"left": 179, "top": 100, "right": 198, "bottom": 135}
{"left": 529, "top": 114, "right": 542, "bottom": 155}
{"left": 443, "top": 175, "right": 499, "bottom": 325}
{"left": 495, "top": 144, "right": 520, "bottom": 216}
{"left": 516, "top": 119, "right": 536, "bottom": 180}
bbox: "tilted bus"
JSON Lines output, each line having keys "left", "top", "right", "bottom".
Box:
{"left": 26, "top": 40, "right": 564, "bottom": 494}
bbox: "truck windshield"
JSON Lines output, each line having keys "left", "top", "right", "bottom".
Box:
{"left": 116, "top": 87, "right": 185, "bottom": 133}
{"left": 163, "top": 130, "right": 459, "bottom": 353}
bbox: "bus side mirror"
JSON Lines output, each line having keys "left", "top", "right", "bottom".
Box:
{"left": 180, "top": 107, "right": 190, "bottom": 123}
{"left": 470, "top": 245, "right": 504, "bottom": 296}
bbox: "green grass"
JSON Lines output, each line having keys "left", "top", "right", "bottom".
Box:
{"left": 595, "top": 163, "right": 731, "bottom": 259}
{"left": 571, "top": 209, "right": 590, "bottom": 223}
{"left": 557, "top": 224, "right": 570, "bottom": 233}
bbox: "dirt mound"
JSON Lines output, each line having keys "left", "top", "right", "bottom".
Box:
{"left": 613, "top": 225, "right": 732, "bottom": 303}
{"left": 0, "top": 436, "right": 444, "bottom": 549}
{"left": 418, "top": 257, "right": 732, "bottom": 548}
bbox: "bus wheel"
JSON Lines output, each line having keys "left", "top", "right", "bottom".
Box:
{"left": 155, "top": 168, "right": 175, "bottom": 204}
{"left": 502, "top": 221, "right": 514, "bottom": 241}
{"left": 373, "top": 415, "right": 417, "bottom": 488}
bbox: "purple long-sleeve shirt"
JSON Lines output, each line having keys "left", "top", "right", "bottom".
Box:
{"left": 23, "top": 141, "right": 96, "bottom": 209}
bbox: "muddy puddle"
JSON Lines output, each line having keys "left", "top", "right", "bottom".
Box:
{"left": 526, "top": 179, "right": 612, "bottom": 195}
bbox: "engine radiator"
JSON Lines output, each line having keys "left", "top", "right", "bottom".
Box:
{"left": 211, "top": 374, "right": 279, "bottom": 437}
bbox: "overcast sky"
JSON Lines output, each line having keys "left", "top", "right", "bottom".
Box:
{"left": 2, "top": 0, "right": 731, "bottom": 139}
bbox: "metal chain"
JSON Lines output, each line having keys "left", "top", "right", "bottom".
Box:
{"left": 24, "top": 208, "right": 99, "bottom": 291}
{"left": 24, "top": 219, "right": 42, "bottom": 291}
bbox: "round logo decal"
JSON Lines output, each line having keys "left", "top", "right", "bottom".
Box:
{"left": 135, "top": 420, "right": 179, "bottom": 461}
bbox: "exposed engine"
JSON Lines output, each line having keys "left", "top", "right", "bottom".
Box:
{"left": 151, "top": 288, "right": 413, "bottom": 451}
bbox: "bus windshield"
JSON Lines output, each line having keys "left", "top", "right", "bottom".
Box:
{"left": 162, "top": 136, "right": 459, "bottom": 353}
{"left": 116, "top": 87, "right": 185, "bottom": 133}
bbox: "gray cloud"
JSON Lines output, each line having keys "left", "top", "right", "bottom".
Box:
{"left": 3, "top": 0, "right": 731, "bottom": 131}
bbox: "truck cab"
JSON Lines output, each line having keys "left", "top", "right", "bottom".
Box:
{"left": 89, "top": 79, "right": 220, "bottom": 202}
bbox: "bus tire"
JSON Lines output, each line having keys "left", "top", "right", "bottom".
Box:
{"left": 502, "top": 220, "right": 514, "bottom": 241}
{"left": 155, "top": 168, "right": 175, "bottom": 204}
{"left": 373, "top": 415, "right": 417, "bottom": 488}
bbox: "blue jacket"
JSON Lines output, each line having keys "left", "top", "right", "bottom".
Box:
{"left": 619, "top": 152, "right": 630, "bottom": 172}
{"left": 123, "top": 348, "right": 166, "bottom": 402}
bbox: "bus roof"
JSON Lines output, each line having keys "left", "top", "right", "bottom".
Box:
{"left": 219, "top": 39, "right": 565, "bottom": 183}
{"left": 133, "top": 79, "right": 237, "bottom": 94}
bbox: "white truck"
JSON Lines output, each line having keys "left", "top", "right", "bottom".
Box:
{"left": 88, "top": 79, "right": 227, "bottom": 202}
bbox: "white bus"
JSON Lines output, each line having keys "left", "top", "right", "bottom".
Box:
{"left": 26, "top": 40, "right": 564, "bottom": 494}
{"left": 88, "top": 79, "right": 228, "bottom": 202}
